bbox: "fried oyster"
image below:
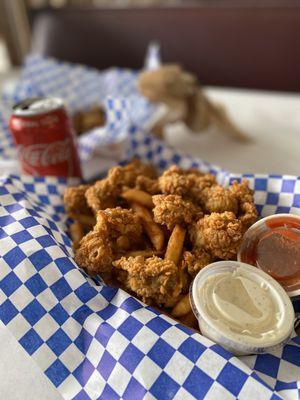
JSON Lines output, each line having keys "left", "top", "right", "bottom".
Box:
{"left": 182, "top": 249, "right": 213, "bottom": 278}
{"left": 64, "top": 184, "right": 92, "bottom": 216}
{"left": 75, "top": 208, "right": 142, "bottom": 274}
{"left": 113, "top": 255, "right": 182, "bottom": 307}
{"left": 190, "top": 211, "right": 243, "bottom": 259}
{"left": 152, "top": 194, "right": 202, "bottom": 230}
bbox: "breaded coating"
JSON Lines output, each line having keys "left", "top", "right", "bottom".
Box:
{"left": 182, "top": 249, "right": 213, "bottom": 277}
{"left": 75, "top": 208, "right": 142, "bottom": 275}
{"left": 136, "top": 175, "right": 160, "bottom": 195}
{"left": 129, "top": 158, "right": 157, "bottom": 179}
{"left": 189, "top": 174, "right": 217, "bottom": 203}
{"left": 229, "top": 180, "right": 258, "bottom": 230}
{"left": 108, "top": 159, "right": 156, "bottom": 189}
{"left": 85, "top": 159, "right": 156, "bottom": 214}
{"left": 158, "top": 165, "right": 217, "bottom": 204}
{"left": 153, "top": 194, "right": 202, "bottom": 230}
{"left": 85, "top": 178, "right": 120, "bottom": 214}
{"left": 113, "top": 255, "right": 182, "bottom": 306}
{"left": 75, "top": 233, "right": 113, "bottom": 274}
{"left": 229, "top": 179, "right": 254, "bottom": 203}
{"left": 96, "top": 207, "right": 142, "bottom": 244}
{"left": 239, "top": 201, "right": 258, "bottom": 231}
{"left": 190, "top": 212, "right": 243, "bottom": 259}
{"left": 201, "top": 185, "right": 238, "bottom": 214}
{"left": 158, "top": 166, "right": 194, "bottom": 196}
{"left": 64, "top": 184, "right": 92, "bottom": 216}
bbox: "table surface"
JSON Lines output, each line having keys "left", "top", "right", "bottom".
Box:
{"left": 0, "top": 72, "right": 299, "bottom": 399}
{"left": 166, "top": 87, "right": 300, "bottom": 176}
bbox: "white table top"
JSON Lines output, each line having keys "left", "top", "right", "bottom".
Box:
{"left": 166, "top": 87, "right": 300, "bottom": 176}
{"left": 0, "top": 77, "right": 299, "bottom": 399}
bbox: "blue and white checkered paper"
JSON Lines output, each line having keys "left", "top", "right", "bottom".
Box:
{"left": 0, "top": 53, "right": 158, "bottom": 163}
{"left": 0, "top": 55, "right": 300, "bottom": 400}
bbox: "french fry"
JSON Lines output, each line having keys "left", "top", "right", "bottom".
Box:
{"left": 132, "top": 203, "right": 164, "bottom": 251}
{"left": 165, "top": 224, "right": 186, "bottom": 265}
{"left": 70, "top": 213, "right": 96, "bottom": 227}
{"left": 122, "top": 249, "right": 163, "bottom": 258}
{"left": 179, "top": 265, "right": 190, "bottom": 294}
{"left": 122, "top": 188, "right": 153, "bottom": 208}
{"left": 171, "top": 294, "right": 191, "bottom": 317}
{"left": 69, "top": 221, "right": 84, "bottom": 248}
{"left": 180, "top": 311, "right": 199, "bottom": 330}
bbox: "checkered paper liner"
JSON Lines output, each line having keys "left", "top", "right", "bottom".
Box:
{"left": 0, "top": 118, "right": 300, "bottom": 400}
{"left": 0, "top": 102, "right": 16, "bottom": 160}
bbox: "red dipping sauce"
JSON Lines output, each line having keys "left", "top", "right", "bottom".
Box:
{"left": 238, "top": 214, "right": 300, "bottom": 296}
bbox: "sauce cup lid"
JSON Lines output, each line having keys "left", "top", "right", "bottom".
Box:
{"left": 238, "top": 214, "right": 300, "bottom": 297}
{"left": 191, "top": 261, "right": 295, "bottom": 353}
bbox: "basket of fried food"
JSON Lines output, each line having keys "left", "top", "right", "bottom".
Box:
{"left": 64, "top": 159, "right": 258, "bottom": 331}
{"left": 72, "top": 105, "right": 106, "bottom": 136}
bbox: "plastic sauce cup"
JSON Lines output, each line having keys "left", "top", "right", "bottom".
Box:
{"left": 191, "top": 261, "right": 295, "bottom": 355}
{"left": 238, "top": 214, "right": 300, "bottom": 297}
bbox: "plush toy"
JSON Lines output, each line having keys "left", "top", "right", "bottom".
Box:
{"left": 138, "top": 64, "right": 248, "bottom": 141}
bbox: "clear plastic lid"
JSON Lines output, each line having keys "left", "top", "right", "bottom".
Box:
{"left": 238, "top": 214, "right": 300, "bottom": 297}
{"left": 191, "top": 261, "right": 295, "bottom": 355}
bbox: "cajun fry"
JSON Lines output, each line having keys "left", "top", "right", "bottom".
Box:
{"left": 180, "top": 311, "right": 198, "bottom": 330}
{"left": 165, "top": 224, "right": 186, "bottom": 265}
{"left": 70, "top": 214, "right": 96, "bottom": 227}
{"left": 171, "top": 294, "right": 191, "bottom": 317}
{"left": 69, "top": 221, "right": 84, "bottom": 249}
{"left": 122, "top": 188, "right": 153, "bottom": 208}
{"left": 132, "top": 203, "right": 164, "bottom": 251}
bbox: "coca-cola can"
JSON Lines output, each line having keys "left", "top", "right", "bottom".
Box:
{"left": 9, "top": 97, "right": 82, "bottom": 178}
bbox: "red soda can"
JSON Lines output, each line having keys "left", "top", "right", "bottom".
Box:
{"left": 9, "top": 97, "right": 82, "bottom": 178}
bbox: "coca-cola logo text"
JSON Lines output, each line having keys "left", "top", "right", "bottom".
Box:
{"left": 19, "top": 139, "right": 72, "bottom": 167}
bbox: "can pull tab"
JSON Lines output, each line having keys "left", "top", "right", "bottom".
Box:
{"left": 13, "top": 97, "right": 44, "bottom": 111}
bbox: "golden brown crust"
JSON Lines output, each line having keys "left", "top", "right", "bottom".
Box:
{"left": 229, "top": 179, "right": 254, "bottom": 203}
{"left": 135, "top": 175, "right": 160, "bottom": 195}
{"left": 229, "top": 180, "right": 258, "bottom": 231}
{"left": 153, "top": 194, "right": 202, "bottom": 230}
{"left": 113, "top": 255, "right": 182, "bottom": 306}
{"left": 64, "top": 184, "right": 92, "bottom": 216}
{"left": 75, "top": 208, "right": 142, "bottom": 275}
{"left": 189, "top": 174, "right": 217, "bottom": 203}
{"left": 96, "top": 207, "right": 142, "bottom": 241}
{"left": 240, "top": 201, "right": 258, "bottom": 231}
{"left": 75, "top": 232, "right": 114, "bottom": 274}
{"left": 201, "top": 185, "right": 238, "bottom": 214}
{"left": 190, "top": 211, "right": 243, "bottom": 259}
{"left": 85, "top": 179, "right": 120, "bottom": 214}
{"left": 182, "top": 249, "right": 213, "bottom": 278}
{"left": 158, "top": 166, "right": 194, "bottom": 196}
{"left": 158, "top": 166, "right": 217, "bottom": 204}
{"left": 85, "top": 159, "right": 156, "bottom": 214}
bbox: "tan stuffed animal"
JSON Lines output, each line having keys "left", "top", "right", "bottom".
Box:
{"left": 138, "top": 64, "right": 248, "bottom": 141}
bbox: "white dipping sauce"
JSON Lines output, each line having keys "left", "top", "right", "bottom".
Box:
{"left": 191, "top": 261, "right": 295, "bottom": 355}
